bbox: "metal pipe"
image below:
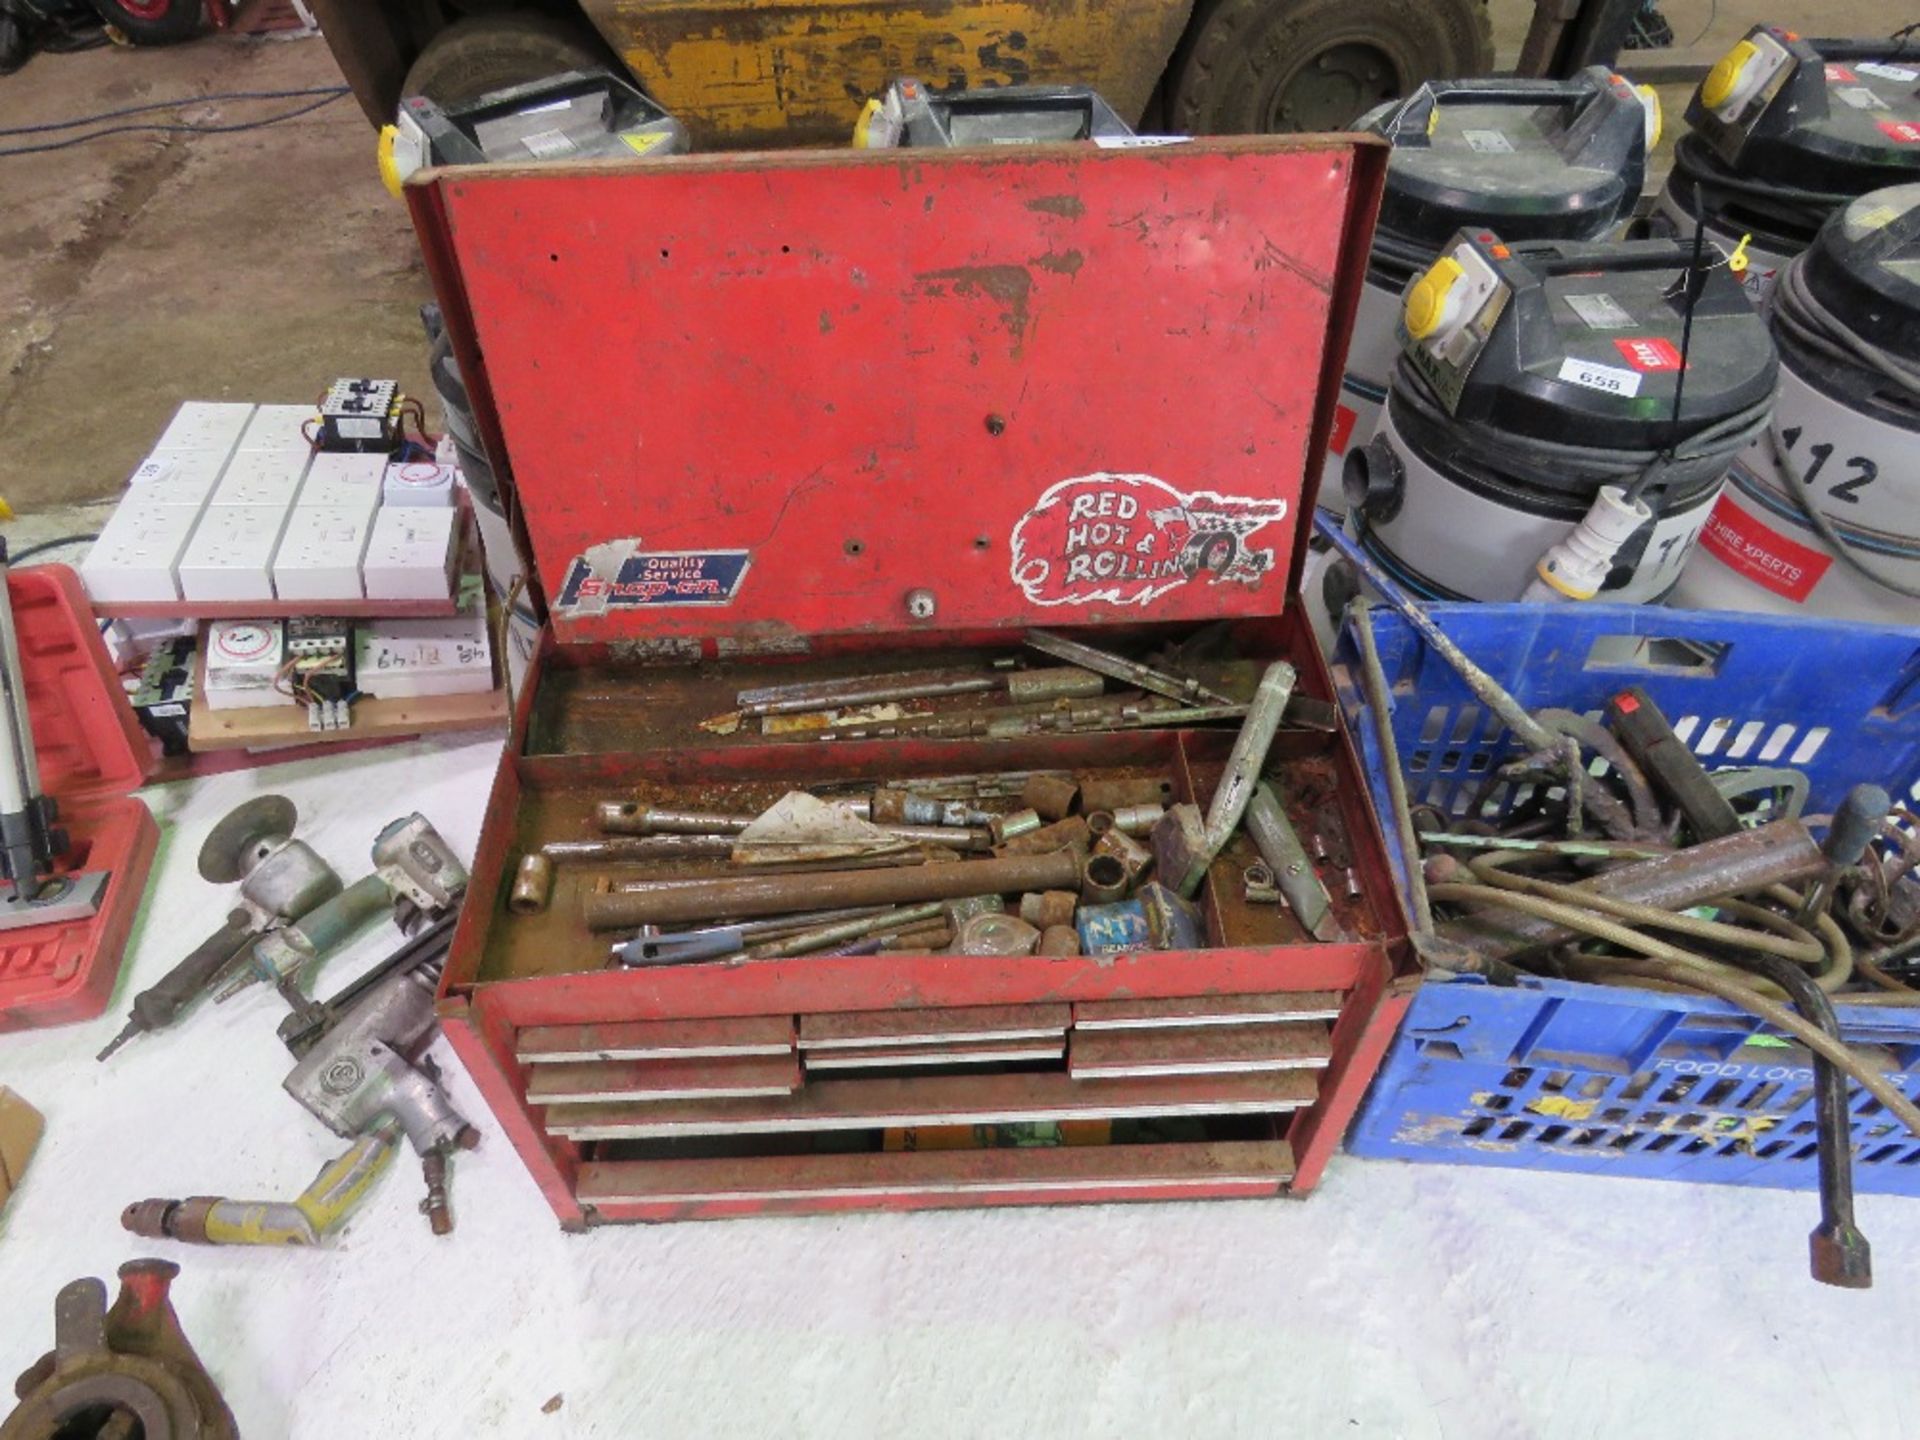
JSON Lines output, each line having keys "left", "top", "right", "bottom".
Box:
{"left": 1024, "top": 629, "right": 1232, "bottom": 706}
{"left": 748, "top": 902, "right": 947, "bottom": 958}
{"left": 1201, "top": 661, "right": 1297, "bottom": 853}
{"left": 1004, "top": 667, "right": 1104, "bottom": 704}
{"left": 543, "top": 835, "right": 736, "bottom": 864}
{"left": 582, "top": 849, "right": 1083, "bottom": 929}
{"left": 1317, "top": 513, "right": 1560, "bottom": 756}
{"left": 596, "top": 804, "right": 989, "bottom": 852}
{"left": 1350, "top": 597, "right": 1432, "bottom": 933}
{"left": 1443, "top": 819, "right": 1828, "bottom": 959}
{"left": 510, "top": 854, "right": 554, "bottom": 914}
{"left": 1021, "top": 774, "right": 1081, "bottom": 822}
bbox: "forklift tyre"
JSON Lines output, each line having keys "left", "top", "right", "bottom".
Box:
{"left": 1167, "top": 0, "right": 1493, "bottom": 134}
{"left": 401, "top": 12, "right": 612, "bottom": 108}
{"left": 91, "top": 0, "right": 200, "bottom": 45}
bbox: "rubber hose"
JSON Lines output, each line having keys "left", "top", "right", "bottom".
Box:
{"left": 1428, "top": 882, "right": 1920, "bottom": 1137}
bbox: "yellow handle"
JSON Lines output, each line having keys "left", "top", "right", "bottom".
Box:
{"left": 377, "top": 124, "right": 404, "bottom": 199}
{"left": 1701, "top": 39, "right": 1759, "bottom": 110}
{"left": 1405, "top": 257, "right": 1465, "bottom": 341}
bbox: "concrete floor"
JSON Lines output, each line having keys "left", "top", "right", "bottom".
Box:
{"left": 0, "top": 0, "right": 1892, "bottom": 523}
{"left": 0, "top": 34, "right": 429, "bottom": 515}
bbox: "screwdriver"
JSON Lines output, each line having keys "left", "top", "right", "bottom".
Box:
{"left": 96, "top": 908, "right": 256, "bottom": 1061}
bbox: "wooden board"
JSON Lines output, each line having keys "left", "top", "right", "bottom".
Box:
{"left": 576, "top": 1140, "right": 1296, "bottom": 1207}
{"left": 798, "top": 1004, "right": 1071, "bottom": 1051}
{"left": 1069, "top": 1022, "right": 1333, "bottom": 1079}
{"left": 517, "top": 1016, "right": 796, "bottom": 1064}
{"left": 1072, "top": 992, "right": 1345, "bottom": 1031}
{"left": 187, "top": 639, "right": 508, "bottom": 752}
{"left": 544, "top": 1068, "right": 1319, "bottom": 1141}
{"left": 526, "top": 1054, "right": 801, "bottom": 1104}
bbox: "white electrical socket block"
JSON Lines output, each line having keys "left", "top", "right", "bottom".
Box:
{"left": 212, "top": 449, "right": 309, "bottom": 509}
{"left": 238, "top": 403, "right": 317, "bottom": 453}
{"left": 152, "top": 401, "right": 253, "bottom": 457}
{"left": 178, "top": 505, "right": 287, "bottom": 602}
{"left": 272, "top": 505, "right": 375, "bottom": 601}
{"left": 126, "top": 451, "right": 225, "bottom": 508}
{"left": 382, "top": 461, "right": 457, "bottom": 508}
{"left": 81, "top": 497, "right": 204, "bottom": 604}
{"left": 361, "top": 506, "right": 458, "bottom": 601}
{"left": 357, "top": 584, "right": 492, "bottom": 699}
{"left": 300, "top": 452, "right": 385, "bottom": 508}
{"left": 203, "top": 619, "right": 297, "bottom": 711}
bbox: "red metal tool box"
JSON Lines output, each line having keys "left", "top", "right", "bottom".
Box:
{"left": 409, "top": 136, "right": 1413, "bottom": 1225}
{"left": 0, "top": 566, "right": 158, "bottom": 1030}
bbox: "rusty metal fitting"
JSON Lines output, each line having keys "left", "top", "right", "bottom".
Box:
{"left": 1110, "top": 803, "right": 1165, "bottom": 837}
{"left": 121, "top": 1195, "right": 216, "bottom": 1243}
{"left": 1244, "top": 862, "right": 1280, "bottom": 904}
{"left": 989, "top": 809, "right": 1043, "bottom": 845}
{"left": 1018, "top": 890, "right": 1078, "bottom": 929}
{"left": 1150, "top": 804, "right": 1212, "bottom": 899}
{"left": 1038, "top": 924, "right": 1082, "bottom": 956}
{"left": 1021, "top": 773, "right": 1081, "bottom": 821}
{"left": 1344, "top": 868, "right": 1363, "bottom": 899}
{"left": 585, "top": 849, "right": 1082, "bottom": 929}
{"left": 1080, "top": 776, "right": 1174, "bottom": 812}
{"left": 1081, "top": 853, "right": 1130, "bottom": 905}
{"left": 955, "top": 913, "right": 1042, "bottom": 956}
{"left": 942, "top": 894, "right": 1005, "bottom": 931}
{"left": 509, "top": 853, "right": 554, "bottom": 915}
{"left": 421, "top": 1151, "right": 453, "bottom": 1237}
{"left": 998, "top": 816, "right": 1091, "bottom": 857}
{"left": 882, "top": 922, "right": 954, "bottom": 952}
{"left": 1085, "top": 809, "right": 1115, "bottom": 837}
{"left": 1092, "top": 828, "right": 1152, "bottom": 885}
{"left": 1004, "top": 667, "right": 1104, "bottom": 704}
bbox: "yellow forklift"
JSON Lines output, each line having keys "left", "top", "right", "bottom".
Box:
{"left": 307, "top": 0, "right": 1495, "bottom": 147}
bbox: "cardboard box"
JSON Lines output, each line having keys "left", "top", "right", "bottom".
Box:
{"left": 0, "top": 1088, "right": 42, "bottom": 1212}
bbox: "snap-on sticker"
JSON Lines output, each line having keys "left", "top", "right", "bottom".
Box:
{"left": 1878, "top": 119, "right": 1920, "bottom": 144}
{"left": 1557, "top": 357, "right": 1642, "bottom": 398}
{"left": 1614, "top": 336, "right": 1683, "bottom": 371}
{"left": 554, "top": 538, "right": 751, "bottom": 614}
{"left": 1859, "top": 62, "right": 1919, "bottom": 83}
{"left": 1009, "top": 473, "right": 1288, "bottom": 608}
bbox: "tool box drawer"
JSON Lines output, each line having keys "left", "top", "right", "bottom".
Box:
{"left": 439, "top": 613, "right": 1412, "bottom": 1224}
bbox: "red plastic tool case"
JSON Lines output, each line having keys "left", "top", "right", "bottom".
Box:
{"left": 0, "top": 565, "right": 157, "bottom": 1029}
{"left": 410, "top": 136, "right": 1414, "bottom": 1225}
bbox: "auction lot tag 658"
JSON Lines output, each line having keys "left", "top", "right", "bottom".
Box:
{"left": 1557, "top": 356, "right": 1642, "bottom": 398}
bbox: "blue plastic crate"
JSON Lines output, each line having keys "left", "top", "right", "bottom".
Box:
{"left": 1332, "top": 602, "right": 1920, "bottom": 1193}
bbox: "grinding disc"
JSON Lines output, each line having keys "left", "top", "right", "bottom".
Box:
{"left": 197, "top": 795, "right": 297, "bottom": 885}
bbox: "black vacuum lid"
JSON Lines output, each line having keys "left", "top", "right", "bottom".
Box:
{"left": 1366, "top": 68, "right": 1651, "bottom": 265}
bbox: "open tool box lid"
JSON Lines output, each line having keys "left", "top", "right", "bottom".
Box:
{"left": 0, "top": 564, "right": 159, "bottom": 1029}
{"left": 408, "top": 137, "right": 1386, "bottom": 642}
{"left": 404, "top": 138, "right": 1410, "bottom": 1226}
